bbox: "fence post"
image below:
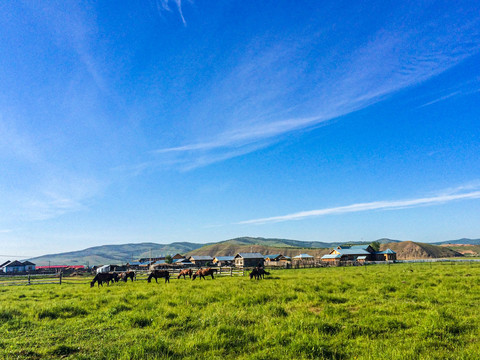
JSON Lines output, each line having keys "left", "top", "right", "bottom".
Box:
{"left": 28, "top": 275, "right": 31, "bottom": 285}
{"left": 242, "top": 268, "right": 245, "bottom": 276}
{"left": 59, "top": 273, "right": 62, "bottom": 285}
{"left": 230, "top": 267, "right": 233, "bottom": 276}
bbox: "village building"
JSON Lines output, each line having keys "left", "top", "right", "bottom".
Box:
{"left": 321, "top": 245, "right": 397, "bottom": 263}
{"left": 188, "top": 255, "right": 214, "bottom": 267}
{"left": 292, "top": 254, "right": 315, "bottom": 266}
{"left": 234, "top": 253, "right": 264, "bottom": 268}
{"left": 172, "top": 254, "right": 185, "bottom": 260}
{"left": 172, "top": 258, "right": 193, "bottom": 266}
{"left": 375, "top": 249, "right": 397, "bottom": 261}
{"left": 0, "top": 260, "right": 36, "bottom": 273}
{"left": 213, "top": 256, "right": 235, "bottom": 267}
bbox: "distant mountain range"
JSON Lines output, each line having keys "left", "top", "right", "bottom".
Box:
{"left": 26, "top": 236, "right": 480, "bottom": 266}
{"left": 27, "top": 242, "right": 205, "bottom": 266}
{"left": 432, "top": 238, "right": 480, "bottom": 245}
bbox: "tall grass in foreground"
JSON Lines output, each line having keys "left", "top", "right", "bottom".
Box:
{"left": 0, "top": 262, "right": 479, "bottom": 359}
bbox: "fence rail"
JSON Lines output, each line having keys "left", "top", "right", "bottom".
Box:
{"left": 2, "top": 259, "right": 478, "bottom": 287}
{"left": 0, "top": 266, "right": 247, "bottom": 286}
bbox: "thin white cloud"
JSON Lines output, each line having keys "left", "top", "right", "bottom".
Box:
{"left": 154, "top": 0, "right": 188, "bottom": 26}
{"left": 238, "top": 189, "right": 480, "bottom": 225}
{"left": 151, "top": 11, "right": 480, "bottom": 170}
{"left": 418, "top": 91, "right": 462, "bottom": 108}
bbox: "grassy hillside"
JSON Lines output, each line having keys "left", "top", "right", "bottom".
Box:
{"left": 25, "top": 237, "right": 475, "bottom": 266}
{"left": 210, "top": 237, "right": 335, "bottom": 248}
{"left": 432, "top": 238, "right": 480, "bottom": 245}
{"left": 187, "top": 243, "right": 330, "bottom": 258}
{"left": 1, "top": 263, "right": 480, "bottom": 359}
{"left": 443, "top": 244, "right": 480, "bottom": 257}
{"left": 27, "top": 242, "right": 205, "bottom": 266}
{"left": 380, "top": 241, "right": 462, "bottom": 260}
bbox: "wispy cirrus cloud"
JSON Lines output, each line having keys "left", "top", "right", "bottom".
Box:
{"left": 151, "top": 6, "right": 480, "bottom": 170}
{"left": 154, "top": 0, "right": 189, "bottom": 26}
{"left": 238, "top": 186, "right": 480, "bottom": 225}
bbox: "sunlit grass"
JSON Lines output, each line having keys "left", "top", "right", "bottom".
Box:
{"left": 1, "top": 262, "right": 479, "bottom": 359}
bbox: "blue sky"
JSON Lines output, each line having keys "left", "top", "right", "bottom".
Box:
{"left": 1, "top": 0, "right": 480, "bottom": 261}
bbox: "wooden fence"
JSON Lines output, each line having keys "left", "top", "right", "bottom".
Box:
{"left": 0, "top": 266, "right": 247, "bottom": 286}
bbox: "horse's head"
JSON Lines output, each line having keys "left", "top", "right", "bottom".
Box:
{"left": 192, "top": 274, "right": 197, "bottom": 280}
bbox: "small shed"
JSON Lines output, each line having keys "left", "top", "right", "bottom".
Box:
{"left": 264, "top": 254, "right": 283, "bottom": 266}
{"left": 0, "top": 261, "right": 11, "bottom": 273}
{"left": 173, "top": 258, "right": 193, "bottom": 266}
{"left": 321, "top": 253, "right": 342, "bottom": 263}
{"left": 374, "top": 249, "right": 397, "bottom": 261}
{"left": 188, "top": 256, "right": 214, "bottom": 267}
{"left": 22, "top": 261, "right": 36, "bottom": 272}
{"left": 213, "top": 256, "right": 235, "bottom": 267}
{"left": 234, "top": 253, "right": 264, "bottom": 268}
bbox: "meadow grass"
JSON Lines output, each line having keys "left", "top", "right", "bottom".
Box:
{"left": 1, "top": 262, "right": 479, "bottom": 359}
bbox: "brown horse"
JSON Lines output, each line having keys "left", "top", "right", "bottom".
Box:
{"left": 192, "top": 267, "right": 218, "bottom": 280}
{"left": 119, "top": 271, "right": 136, "bottom": 282}
{"left": 147, "top": 270, "right": 170, "bottom": 283}
{"left": 90, "top": 273, "right": 115, "bottom": 287}
{"left": 249, "top": 267, "right": 270, "bottom": 280}
{"left": 177, "top": 269, "right": 193, "bottom": 279}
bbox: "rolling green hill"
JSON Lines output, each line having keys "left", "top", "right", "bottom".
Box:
{"left": 25, "top": 236, "right": 471, "bottom": 266}
{"left": 27, "top": 242, "right": 205, "bottom": 266}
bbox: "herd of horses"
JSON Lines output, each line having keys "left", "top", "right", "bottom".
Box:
{"left": 90, "top": 266, "right": 269, "bottom": 287}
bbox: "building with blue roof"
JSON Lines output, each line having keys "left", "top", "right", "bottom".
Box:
{"left": 321, "top": 245, "right": 396, "bottom": 263}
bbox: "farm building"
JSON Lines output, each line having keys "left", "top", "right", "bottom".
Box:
{"left": 264, "top": 254, "right": 292, "bottom": 267}
{"left": 213, "top": 256, "right": 235, "bottom": 266}
{"left": 292, "top": 254, "right": 315, "bottom": 265}
{"left": 234, "top": 253, "right": 264, "bottom": 268}
{"left": 375, "top": 249, "right": 397, "bottom": 261}
{"left": 0, "top": 260, "right": 36, "bottom": 273}
{"left": 172, "top": 258, "right": 193, "bottom": 266}
{"left": 23, "top": 261, "right": 36, "bottom": 272}
{"left": 321, "top": 245, "right": 397, "bottom": 263}
{"left": 188, "top": 256, "right": 214, "bottom": 267}
{"left": 0, "top": 261, "right": 11, "bottom": 272}
{"left": 172, "top": 254, "right": 185, "bottom": 260}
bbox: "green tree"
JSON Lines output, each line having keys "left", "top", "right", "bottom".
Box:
{"left": 370, "top": 241, "right": 380, "bottom": 251}
{"left": 165, "top": 255, "right": 173, "bottom": 264}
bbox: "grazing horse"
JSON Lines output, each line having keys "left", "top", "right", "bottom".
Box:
{"left": 177, "top": 269, "right": 193, "bottom": 279}
{"left": 90, "top": 273, "right": 115, "bottom": 287}
{"left": 147, "top": 270, "right": 170, "bottom": 283}
{"left": 119, "top": 271, "right": 136, "bottom": 282}
{"left": 192, "top": 267, "right": 218, "bottom": 280}
{"left": 249, "top": 267, "right": 270, "bottom": 280}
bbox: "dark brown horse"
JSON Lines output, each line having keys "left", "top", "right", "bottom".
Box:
{"left": 192, "top": 267, "right": 218, "bottom": 280}
{"left": 90, "top": 273, "right": 115, "bottom": 287}
{"left": 119, "top": 271, "right": 136, "bottom": 282}
{"left": 249, "top": 267, "right": 270, "bottom": 280}
{"left": 177, "top": 269, "right": 193, "bottom": 279}
{"left": 147, "top": 270, "right": 170, "bottom": 283}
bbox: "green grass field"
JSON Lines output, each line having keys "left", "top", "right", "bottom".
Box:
{"left": 1, "top": 263, "right": 480, "bottom": 359}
